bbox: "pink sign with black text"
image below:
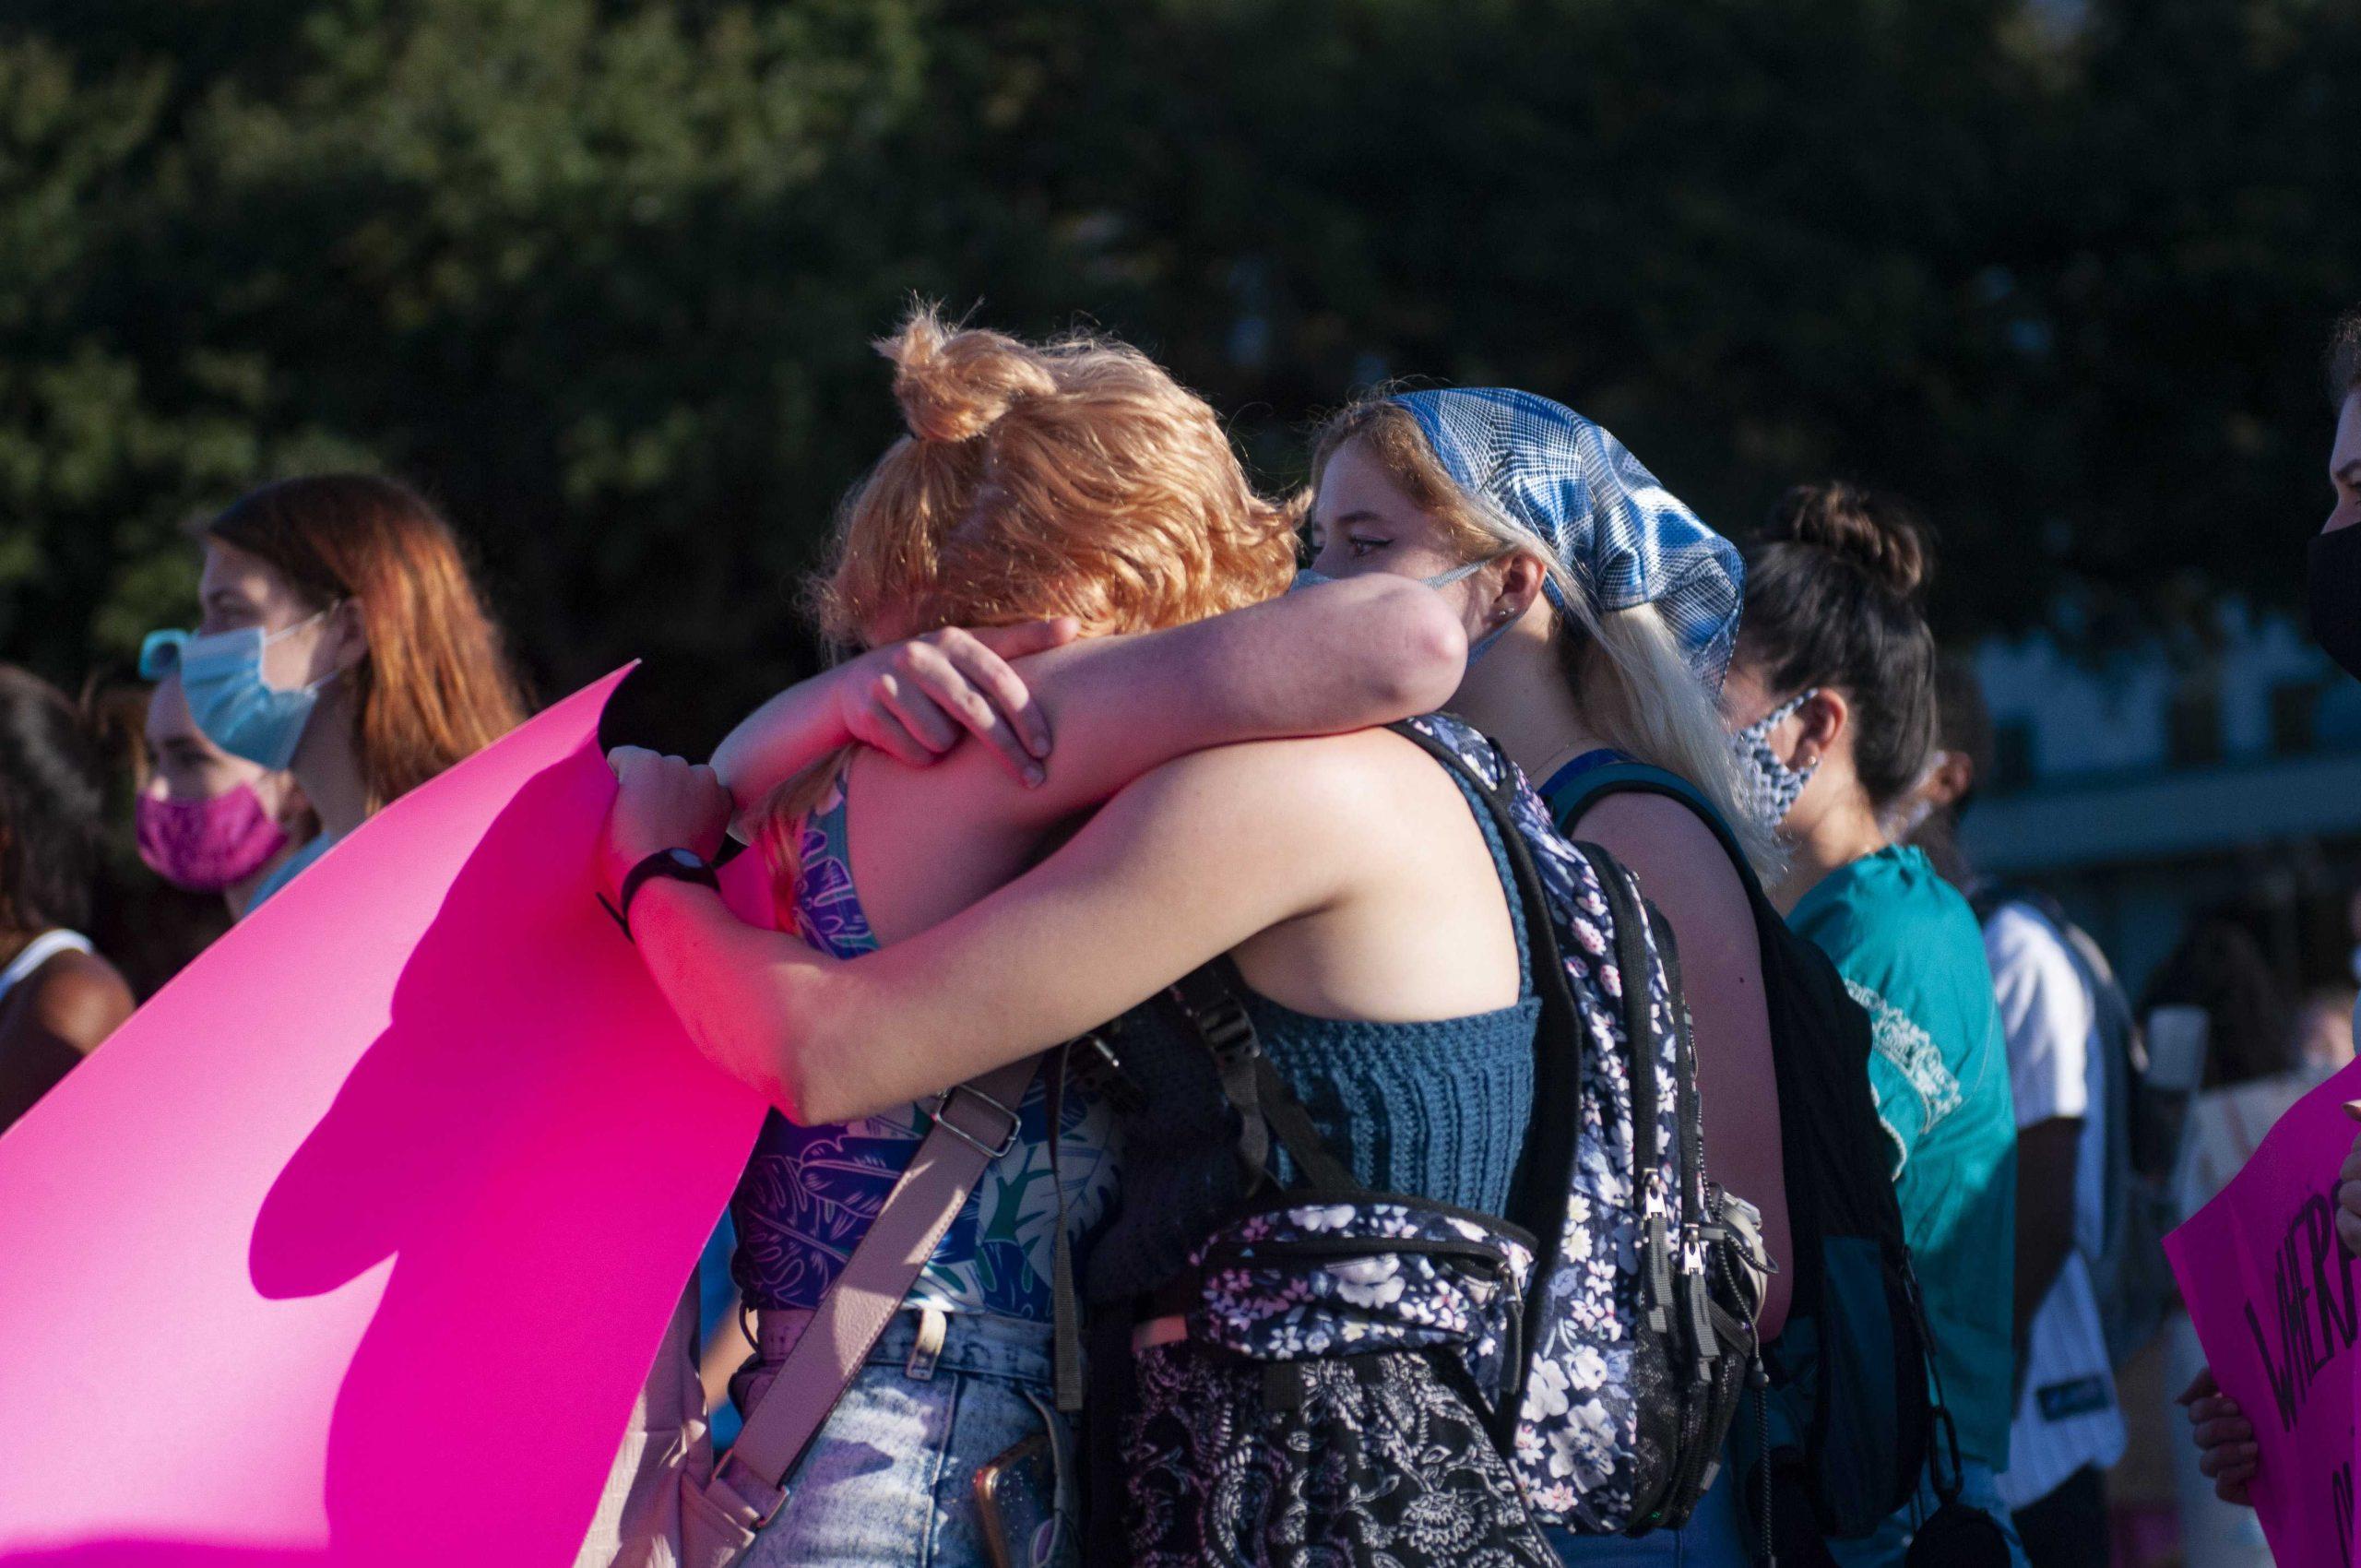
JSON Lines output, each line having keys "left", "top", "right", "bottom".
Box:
{"left": 2165, "top": 1059, "right": 2361, "bottom": 1568}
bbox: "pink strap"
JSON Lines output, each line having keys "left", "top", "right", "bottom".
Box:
{"left": 693, "top": 1055, "right": 1043, "bottom": 1538}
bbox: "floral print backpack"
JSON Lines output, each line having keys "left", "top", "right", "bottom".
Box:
{"left": 1117, "top": 715, "right": 1774, "bottom": 1563}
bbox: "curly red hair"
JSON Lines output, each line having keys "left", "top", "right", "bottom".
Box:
{"left": 760, "top": 306, "right": 1297, "bottom": 909}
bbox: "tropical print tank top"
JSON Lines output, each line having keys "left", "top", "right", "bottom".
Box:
{"left": 727, "top": 774, "right": 1122, "bottom": 1318}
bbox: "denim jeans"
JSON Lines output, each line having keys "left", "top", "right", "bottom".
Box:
{"left": 730, "top": 1308, "right": 1075, "bottom": 1568}
{"left": 1542, "top": 1459, "right": 1751, "bottom": 1566}
{"left": 1825, "top": 1458, "right": 2033, "bottom": 1568}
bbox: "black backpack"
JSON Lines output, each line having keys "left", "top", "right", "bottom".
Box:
{"left": 1549, "top": 761, "right": 1935, "bottom": 1544}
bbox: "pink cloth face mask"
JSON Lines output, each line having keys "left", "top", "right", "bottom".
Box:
{"left": 136, "top": 785, "right": 291, "bottom": 893}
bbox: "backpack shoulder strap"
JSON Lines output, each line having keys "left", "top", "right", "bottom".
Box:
{"left": 1166, "top": 958, "right": 1360, "bottom": 1195}
{"left": 1974, "top": 885, "right": 2140, "bottom": 1063}
{"left": 1546, "top": 760, "right": 1767, "bottom": 905}
{"left": 1382, "top": 720, "right": 1605, "bottom": 1442}
{"left": 691, "top": 1053, "right": 1043, "bottom": 1545}
{"left": 1577, "top": 833, "right": 1681, "bottom": 1337}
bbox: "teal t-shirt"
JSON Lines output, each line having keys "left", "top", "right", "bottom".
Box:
{"left": 1790, "top": 844, "right": 2018, "bottom": 1470}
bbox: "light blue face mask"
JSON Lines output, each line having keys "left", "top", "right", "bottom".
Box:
{"left": 1292, "top": 555, "right": 1525, "bottom": 662}
{"left": 140, "top": 608, "right": 341, "bottom": 771}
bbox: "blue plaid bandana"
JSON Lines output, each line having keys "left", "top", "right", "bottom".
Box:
{"left": 1391, "top": 388, "right": 1744, "bottom": 690}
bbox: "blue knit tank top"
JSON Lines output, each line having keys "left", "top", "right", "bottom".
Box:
{"left": 1085, "top": 717, "right": 1543, "bottom": 1302}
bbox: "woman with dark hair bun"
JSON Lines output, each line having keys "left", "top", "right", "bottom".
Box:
{"left": 1721, "top": 483, "right": 2027, "bottom": 1564}
{"left": 0, "top": 665, "right": 136, "bottom": 1132}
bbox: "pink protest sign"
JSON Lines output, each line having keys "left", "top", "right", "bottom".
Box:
{"left": 2165, "top": 1058, "right": 2361, "bottom": 1568}
{"left": 0, "top": 670, "right": 769, "bottom": 1566}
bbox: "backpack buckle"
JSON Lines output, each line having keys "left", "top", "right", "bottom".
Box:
{"left": 920, "top": 1082, "right": 1022, "bottom": 1160}
{"left": 1069, "top": 1026, "right": 1147, "bottom": 1114}
{"left": 1169, "top": 979, "right": 1259, "bottom": 1066}
{"left": 708, "top": 1450, "right": 790, "bottom": 1530}
{"left": 1196, "top": 1001, "right": 1256, "bottom": 1064}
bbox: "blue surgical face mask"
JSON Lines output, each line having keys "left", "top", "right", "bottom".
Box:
{"left": 1729, "top": 688, "right": 1821, "bottom": 831}
{"left": 141, "top": 608, "right": 341, "bottom": 770}
{"left": 1293, "top": 555, "right": 1523, "bottom": 662}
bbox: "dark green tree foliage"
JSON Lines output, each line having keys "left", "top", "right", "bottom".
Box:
{"left": 3, "top": 0, "right": 2356, "bottom": 750}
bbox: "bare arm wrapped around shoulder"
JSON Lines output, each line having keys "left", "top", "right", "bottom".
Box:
{"left": 709, "top": 574, "right": 1467, "bottom": 824}
{"left": 622, "top": 729, "right": 1514, "bottom": 1127}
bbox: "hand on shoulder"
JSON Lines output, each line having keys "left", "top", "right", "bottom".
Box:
{"left": 832, "top": 620, "right": 1074, "bottom": 780}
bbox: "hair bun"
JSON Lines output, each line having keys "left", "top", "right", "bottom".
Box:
{"left": 1765, "top": 481, "right": 1931, "bottom": 600}
{"left": 881, "top": 305, "right": 1060, "bottom": 444}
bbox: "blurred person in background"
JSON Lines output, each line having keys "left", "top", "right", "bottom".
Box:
{"left": 2293, "top": 981, "right": 2357, "bottom": 1075}
{"left": 137, "top": 671, "right": 315, "bottom": 921}
{"left": 1722, "top": 483, "right": 2026, "bottom": 1564}
{"left": 139, "top": 474, "right": 528, "bottom": 912}
{"left": 0, "top": 666, "right": 137, "bottom": 1132}
{"left": 2151, "top": 913, "right": 2300, "bottom": 1567}
{"left": 1903, "top": 658, "right": 2132, "bottom": 1567}
{"left": 2183, "top": 306, "right": 2361, "bottom": 1537}
{"left": 75, "top": 673, "right": 245, "bottom": 997}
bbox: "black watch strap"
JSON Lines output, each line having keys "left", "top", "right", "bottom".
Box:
{"left": 601, "top": 847, "right": 720, "bottom": 941}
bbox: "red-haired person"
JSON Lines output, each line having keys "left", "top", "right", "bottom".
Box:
{"left": 590, "top": 307, "right": 1484, "bottom": 1567}
{"left": 139, "top": 475, "right": 528, "bottom": 911}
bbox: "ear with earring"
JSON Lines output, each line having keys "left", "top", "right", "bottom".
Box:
{"left": 1465, "top": 564, "right": 1539, "bottom": 664}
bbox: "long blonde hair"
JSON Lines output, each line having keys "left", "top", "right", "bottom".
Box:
{"left": 759, "top": 305, "right": 1297, "bottom": 909}
{"left": 1307, "top": 398, "right": 1781, "bottom": 878}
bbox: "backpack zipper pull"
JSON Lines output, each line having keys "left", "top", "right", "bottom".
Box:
{"left": 1645, "top": 1170, "right": 1676, "bottom": 1334}
{"left": 1682, "top": 1232, "right": 1718, "bottom": 1380}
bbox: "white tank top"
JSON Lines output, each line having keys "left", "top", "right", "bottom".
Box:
{"left": 0, "top": 929, "right": 96, "bottom": 1008}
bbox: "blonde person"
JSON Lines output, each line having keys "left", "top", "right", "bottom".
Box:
{"left": 1296, "top": 390, "right": 1787, "bottom": 1564}
{"left": 586, "top": 307, "right": 1474, "bottom": 1568}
